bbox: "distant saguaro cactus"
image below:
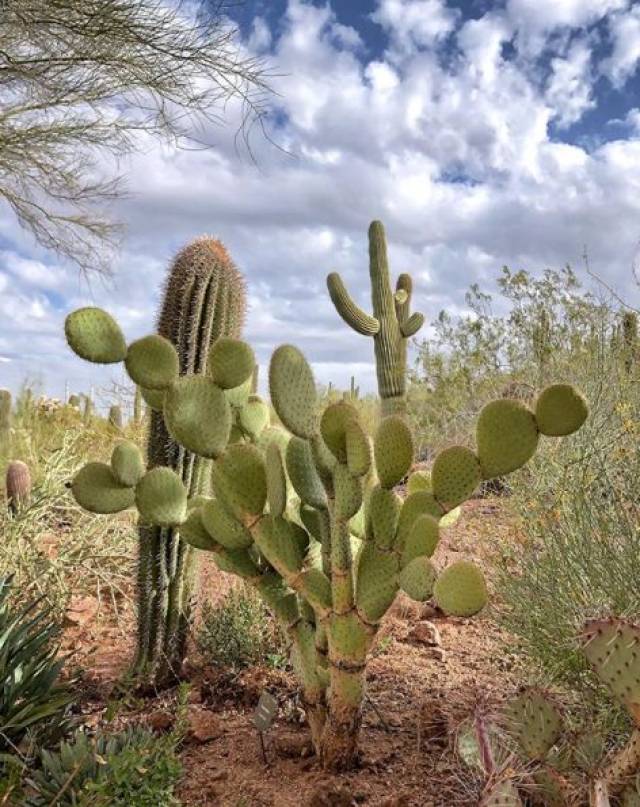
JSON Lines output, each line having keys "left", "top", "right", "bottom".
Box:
{"left": 6, "top": 460, "right": 31, "bottom": 514}
{"left": 622, "top": 311, "right": 638, "bottom": 374}
{"left": 0, "top": 390, "right": 12, "bottom": 441}
{"left": 68, "top": 394, "right": 81, "bottom": 409}
{"left": 327, "top": 221, "right": 424, "bottom": 416}
{"left": 108, "top": 405, "right": 123, "bottom": 430}
{"left": 82, "top": 394, "right": 93, "bottom": 423}
{"left": 138, "top": 237, "right": 246, "bottom": 683}
{"left": 133, "top": 386, "right": 143, "bottom": 424}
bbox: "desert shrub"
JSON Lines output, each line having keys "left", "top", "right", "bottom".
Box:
{"left": 197, "top": 585, "right": 288, "bottom": 670}
{"left": 26, "top": 724, "right": 183, "bottom": 806}
{"left": 0, "top": 432, "right": 136, "bottom": 615}
{"left": 0, "top": 578, "right": 73, "bottom": 770}
{"left": 493, "top": 352, "right": 640, "bottom": 693}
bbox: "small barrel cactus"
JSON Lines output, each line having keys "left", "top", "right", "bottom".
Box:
{"left": 5, "top": 460, "right": 31, "bottom": 514}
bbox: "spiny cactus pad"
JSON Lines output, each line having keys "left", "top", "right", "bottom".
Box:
{"left": 333, "top": 464, "right": 363, "bottom": 520}
{"left": 407, "top": 470, "right": 432, "bottom": 494}
{"left": 401, "top": 514, "right": 440, "bottom": 566}
{"left": 535, "top": 384, "right": 588, "bottom": 437}
{"left": 480, "top": 780, "right": 523, "bottom": 807}
{"left": 368, "top": 485, "right": 401, "bottom": 550}
{"left": 399, "top": 556, "right": 437, "bottom": 601}
{"left": 581, "top": 619, "right": 640, "bottom": 720}
{"left": 256, "top": 516, "right": 306, "bottom": 575}
{"left": 266, "top": 443, "right": 287, "bottom": 517}
{"left": 125, "top": 335, "right": 179, "bottom": 390}
{"left": 396, "top": 491, "right": 443, "bottom": 551}
{"left": 239, "top": 396, "right": 270, "bottom": 440}
{"left": 179, "top": 507, "right": 216, "bottom": 551}
{"left": 286, "top": 436, "right": 327, "bottom": 510}
{"left": 432, "top": 446, "right": 481, "bottom": 508}
{"left": 320, "top": 402, "right": 359, "bottom": 463}
{"left": 201, "top": 498, "right": 253, "bottom": 550}
{"left": 211, "top": 444, "right": 267, "bottom": 519}
{"left": 164, "top": 376, "right": 231, "bottom": 458}
{"left": 374, "top": 415, "right": 414, "bottom": 489}
{"left": 433, "top": 560, "right": 488, "bottom": 617}
{"left": 346, "top": 422, "right": 371, "bottom": 477}
{"left": 140, "top": 386, "right": 165, "bottom": 410}
{"left": 209, "top": 338, "right": 255, "bottom": 390}
{"left": 504, "top": 689, "right": 562, "bottom": 760}
{"left": 356, "top": 543, "right": 399, "bottom": 622}
{"left": 476, "top": 399, "right": 539, "bottom": 479}
{"left": 65, "top": 307, "right": 127, "bottom": 364}
{"left": 111, "top": 441, "right": 144, "bottom": 487}
{"left": 72, "top": 462, "right": 135, "bottom": 514}
{"left": 135, "top": 467, "right": 187, "bottom": 526}
{"left": 269, "top": 345, "right": 317, "bottom": 439}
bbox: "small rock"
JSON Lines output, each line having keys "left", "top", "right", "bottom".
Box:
{"left": 185, "top": 705, "right": 222, "bottom": 744}
{"left": 432, "top": 648, "right": 447, "bottom": 663}
{"left": 409, "top": 621, "right": 442, "bottom": 647}
{"left": 308, "top": 785, "right": 353, "bottom": 807}
{"left": 148, "top": 710, "right": 173, "bottom": 733}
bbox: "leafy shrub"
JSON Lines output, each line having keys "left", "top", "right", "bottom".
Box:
{"left": 26, "top": 725, "right": 182, "bottom": 806}
{"left": 494, "top": 360, "right": 640, "bottom": 693}
{"left": 0, "top": 577, "right": 73, "bottom": 760}
{"left": 196, "top": 585, "right": 288, "bottom": 670}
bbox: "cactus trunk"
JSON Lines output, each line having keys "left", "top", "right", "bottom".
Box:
{"left": 134, "top": 238, "right": 246, "bottom": 685}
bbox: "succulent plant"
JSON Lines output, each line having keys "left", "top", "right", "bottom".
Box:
{"left": 327, "top": 220, "right": 424, "bottom": 416}
{"left": 64, "top": 221, "right": 587, "bottom": 769}
{"left": 5, "top": 460, "right": 31, "bottom": 514}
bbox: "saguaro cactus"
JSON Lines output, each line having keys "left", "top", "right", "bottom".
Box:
{"left": 64, "top": 223, "right": 587, "bottom": 768}
{"left": 0, "top": 390, "right": 12, "bottom": 442}
{"left": 623, "top": 311, "right": 638, "bottom": 374}
{"left": 327, "top": 221, "right": 424, "bottom": 416}
{"left": 136, "top": 237, "right": 246, "bottom": 683}
{"left": 108, "top": 404, "right": 123, "bottom": 430}
{"left": 133, "top": 386, "right": 143, "bottom": 424}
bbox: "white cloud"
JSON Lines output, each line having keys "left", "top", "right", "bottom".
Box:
{"left": 602, "top": 4, "right": 640, "bottom": 87}
{"left": 3, "top": 0, "right": 640, "bottom": 402}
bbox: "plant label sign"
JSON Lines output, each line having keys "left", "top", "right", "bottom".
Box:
{"left": 253, "top": 691, "right": 278, "bottom": 733}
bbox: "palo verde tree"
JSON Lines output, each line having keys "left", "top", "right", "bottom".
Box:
{"left": 0, "top": 0, "right": 271, "bottom": 272}
{"left": 64, "top": 221, "right": 588, "bottom": 770}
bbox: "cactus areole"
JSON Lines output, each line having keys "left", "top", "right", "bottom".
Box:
{"left": 327, "top": 221, "right": 425, "bottom": 416}
{"left": 64, "top": 222, "right": 588, "bottom": 770}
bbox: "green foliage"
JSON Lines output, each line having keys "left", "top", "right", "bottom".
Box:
{"left": 26, "top": 725, "right": 183, "bottom": 806}
{"left": 0, "top": 579, "right": 73, "bottom": 762}
{"left": 196, "top": 586, "right": 287, "bottom": 670}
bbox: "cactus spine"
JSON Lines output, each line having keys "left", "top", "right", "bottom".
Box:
{"left": 327, "top": 221, "right": 424, "bottom": 416}
{"left": 138, "top": 237, "right": 246, "bottom": 684}
{"left": 5, "top": 460, "right": 31, "bottom": 514}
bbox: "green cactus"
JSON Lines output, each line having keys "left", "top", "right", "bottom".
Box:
{"left": 138, "top": 236, "right": 247, "bottom": 685}
{"left": 327, "top": 220, "right": 424, "bottom": 416}
{"left": 0, "top": 389, "right": 11, "bottom": 443}
{"left": 623, "top": 311, "right": 638, "bottom": 374}
{"left": 64, "top": 221, "right": 588, "bottom": 769}
{"left": 108, "top": 404, "right": 123, "bottom": 430}
{"left": 133, "top": 385, "right": 143, "bottom": 424}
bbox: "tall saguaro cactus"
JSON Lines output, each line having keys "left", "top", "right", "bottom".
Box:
{"left": 64, "top": 222, "right": 588, "bottom": 768}
{"left": 138, "top": 237, "right": 246, "bottom": 683}
{"left": 327, "top": 221, "right": 424, "bottom": 415}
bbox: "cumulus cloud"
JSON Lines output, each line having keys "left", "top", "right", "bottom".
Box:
{"left": 2, "top": 0, "right": 640, "bottom": 404}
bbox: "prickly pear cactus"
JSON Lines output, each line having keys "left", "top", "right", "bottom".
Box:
{"left": 64, "top": 221, "right": 588, "bottom": 769}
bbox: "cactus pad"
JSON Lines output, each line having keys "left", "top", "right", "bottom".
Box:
{"left": 180, "top": 506, "right": 216, "bottom": 551}
{"left": 164, "top": 376, "right": 231, "bottom": 458}
{"left": 581, "top": 619, "right": 640, "bottom": 721}
{"left": 333, "top": 464, "right": 363, "bottom": 520}
{"left": 401, "top": 513, "right": 440, "bottom": 566}
{"left": 239, "top": 395, "right": 270, "bottom": 440}
{"left": 269, "top": 345, "right": 317, "bottom": 439}
{"left": 434, "top": 561, "right": 488, "bottom": 617}
{"left": 396, "top": 491, "right": 443, "bottom": 550}
{"left": 399, "top": 556, "right": 437, "bottom": 601}
{"left": 286, "top": 436, "right": 327, "bottom": 510}
{"left": 407, "top": 470, "right": 432, "bottom": 494}
{"left": 65, "top": 307, "right": 127, "bottom": 364}
{"left": 140, "top": 386, "right": 165, "bottom": 410}
{"left": 125, "top": 335, "right": 179, "bottom": 390}
{"left": 476, "top": 399, "right": 539, "bottom": 479}
{"left": 266, "top": 443, "right": 287, "bottom": 517}
{"left": 346, "top": 422, "right": 372, "bottom": 477}
{"left": 211, "top": 444, "right": 267, "bottom": 519}
{"left": 432, "top": 446, "right": 481, "bottom": 508}
{"left": 504, "top": 689, "right": 562, "bottom": 760}
{"left": 110, "top": 441, "right": 144, "bottom": 487}
{"left": 255, "top": 516, "right": 306, "bottom": 574}
{"left": 374, "top": 415, "right": 414, "bottom": 489}
{"left": 320, "top": 402, "right": 359, "bottom": 463}
{"left": 135, "top": 467, "right": 187, "bottom": 526}
{"left": 480, "top": 780, "right": 523, "bottom": 807}
{"left": 71, "top": 462, "right": 135, "bottom": 514}
{"left": 201, "top": 498, "right": 253, "bottom": 550}
{"left": 209, "top": 338, "right": 255, "bottom": 390}
{"left": 535, "top": 384, "right": 588, "bottom": 437}
{"left": 368, "top": 485, "right": 401, "bottom": 550}
{"left": 356, "top": 543, "right": 399, "bottom": 622}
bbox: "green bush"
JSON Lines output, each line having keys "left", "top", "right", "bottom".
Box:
{"left": 196, "top": 585, "right": 288, "bottom": 670}
{"left": 26, "top": 725, "right": 182, "bottom": 806}
{"left": 494, "top": 360, "right": 640, "bottom": 694}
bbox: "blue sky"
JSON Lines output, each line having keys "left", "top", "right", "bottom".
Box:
{"left": 2, "top": 0, "right": 640, "bottom": 408}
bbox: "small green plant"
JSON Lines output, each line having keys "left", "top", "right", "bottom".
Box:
{"left": 197, "top": 586, "right": 288, "bottom": 670}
